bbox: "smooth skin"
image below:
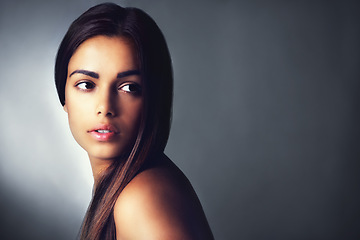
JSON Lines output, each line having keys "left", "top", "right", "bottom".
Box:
{"left": 114, "top": 154, "right": 214, "bottom": 240}
{"left": 64, "top": 36, "right": 142, "bottom": 180}
{"left": 64, "top": 35, "right": 214, "bottom": 239}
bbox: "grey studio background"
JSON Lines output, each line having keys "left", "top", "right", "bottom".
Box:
{"left": 0, "top": 0, "right": 359, "bottom": 239}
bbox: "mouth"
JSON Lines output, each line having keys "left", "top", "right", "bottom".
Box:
{"left": 88, "top": 124, "right": 119, "bottom": 141}
{"left": 94, "top": 129, "right": 112, "bottom": 133}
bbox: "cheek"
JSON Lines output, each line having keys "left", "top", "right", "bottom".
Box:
{"left": 120, "top": 99, "right": 143, "bottom": 133}
{"left": 65, "top": 98, "right": 92, "bottom": 134}
{"left": 66, "top": 90, "right": 93, "bottom": 116}
{"left": 67, "top": 107, "right": 85, "bottom": 139}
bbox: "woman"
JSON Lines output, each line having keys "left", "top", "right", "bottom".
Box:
{"left": 55, "top": 3, "right": 214, "bottom": 240}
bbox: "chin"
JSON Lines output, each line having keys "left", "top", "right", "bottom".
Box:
{"left": 88, "top": 151, "right": 128, "bottom": 160}
{"left": 87, "top": 144, "right": 130, "bottom": 161}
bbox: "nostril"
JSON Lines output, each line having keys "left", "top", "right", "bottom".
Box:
{"left": 96, "top": 100, "right": 116, "bottom": 117}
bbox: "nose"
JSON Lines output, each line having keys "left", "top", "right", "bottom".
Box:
{"left": 96, "top": 88, "right": 117, "bottom": 117}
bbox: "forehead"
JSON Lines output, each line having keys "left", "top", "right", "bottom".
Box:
{"left": 68, "top": 35, "right": 139, "bottom": 74}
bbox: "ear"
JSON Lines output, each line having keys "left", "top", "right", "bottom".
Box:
{"left": 63, "top": 104, "right": 68, "bottom": 113}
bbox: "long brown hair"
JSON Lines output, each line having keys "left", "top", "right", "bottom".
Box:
{"left": 55, "top": 3, "right": 173, "bottom": 239}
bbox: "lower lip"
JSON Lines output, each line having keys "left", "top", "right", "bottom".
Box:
{"left": 89, "top": 131, "right": 116, "bottom": 141}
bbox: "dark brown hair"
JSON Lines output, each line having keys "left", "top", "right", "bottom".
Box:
{"left": 55, "top": 3, "right": 173, "bottom": 239}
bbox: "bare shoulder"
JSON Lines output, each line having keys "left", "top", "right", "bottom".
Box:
{"left": 114, "top": 154, "right": 214, "bottom": 240}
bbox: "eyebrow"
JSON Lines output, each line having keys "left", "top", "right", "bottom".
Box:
{"left": 117, "top": 70, "right": 140, "bottom": 78}
{"left": 69, "top": 70, "right": 99, "bottom": 78}
{"left": 69, "top": 69, "right": 140, "bottom": 79}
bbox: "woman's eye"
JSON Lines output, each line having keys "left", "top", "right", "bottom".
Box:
{"left": 119, "top": 84, "right": 142, "bottom": 94}
{"left": 76, "top": 81, "right": 95, "bottom": 91}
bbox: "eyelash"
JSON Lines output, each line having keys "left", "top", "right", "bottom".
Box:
{"left": 75, "top": 81, "right": 95, "bottom": 91}
{"left": 119, "top": 84, "right": 142, "bottom": 95}
{"left": 75, "top": 81, "right": 142, "bottom": 95}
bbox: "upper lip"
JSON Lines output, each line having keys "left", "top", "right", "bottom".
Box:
{"left": 88, "top": 123, "right": 119, "bottom": 133}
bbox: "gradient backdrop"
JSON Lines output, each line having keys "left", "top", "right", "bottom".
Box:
{"left": 0, "top": 0, "right": 359, "bottom": 239}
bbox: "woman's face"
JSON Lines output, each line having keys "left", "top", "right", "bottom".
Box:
{"left": 64, "top": 35, "right": 143, "bottom": 161}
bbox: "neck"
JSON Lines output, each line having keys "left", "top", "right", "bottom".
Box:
{"left": 88, "top": 155, "right": 114, "bottom": 185}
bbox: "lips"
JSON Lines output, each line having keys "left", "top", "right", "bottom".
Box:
{"left": 88, "top": 124, "right": 119, "bottom": 141}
